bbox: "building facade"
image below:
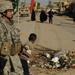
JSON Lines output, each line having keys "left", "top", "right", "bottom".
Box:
{"left": 53, "top": 0, "right": 74, "bottom": 9}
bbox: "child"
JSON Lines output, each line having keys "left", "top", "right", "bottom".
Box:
{"left": 19, "top": 33, "right": 37, "bottom": 75}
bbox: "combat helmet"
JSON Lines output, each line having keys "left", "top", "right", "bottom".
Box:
{"left": 0, "top": 0, "right": 13, "bottom": 13}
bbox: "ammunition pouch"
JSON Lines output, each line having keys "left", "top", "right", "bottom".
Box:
{"left": 0, "top": 42, "right": 11, "bottom": 56}
{"left": 11, "top": 41, "right": 22, "bottom": 55}
{"left": 0, "top": 56, "right": 7, "bottom": 71}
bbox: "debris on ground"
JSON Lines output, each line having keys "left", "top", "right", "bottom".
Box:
{"left": 29, "top": 49, "right": 75, "bottom": 70}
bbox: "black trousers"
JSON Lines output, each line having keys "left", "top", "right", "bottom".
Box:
{"left": 49, "top": 17, "right": 53, "bottom": 24}
{"left": 20, "top": 59, "right": 29, "bottom": 75}
{"left": 0, "top": 70, "right": 4, "bottom": 75}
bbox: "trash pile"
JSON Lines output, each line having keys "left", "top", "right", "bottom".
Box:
{"left": 29, "top": 49, "right": 75, "bottom": 70}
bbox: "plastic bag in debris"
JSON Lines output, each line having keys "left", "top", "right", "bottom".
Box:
{"left": 45, "top": 53, "right": 51, "bottom": 58}
{"left": 51, "top": 57, "right": 61, "bottom": 68}
{"left": 51, "top": 57, "right": 59, "bottom": 63}
{"left": 54, "top": 49, "right": 68, "bottom": 58}
{"left": 39, "top": 59, "right": 44, "bottom": 68}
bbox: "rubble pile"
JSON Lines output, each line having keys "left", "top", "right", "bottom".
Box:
{"left": 29, "top": 49, "right": 75, "bottom": 70}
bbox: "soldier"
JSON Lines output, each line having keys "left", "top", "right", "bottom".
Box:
{"left": 0, "top": 0, "right": 23, "bottom": 75}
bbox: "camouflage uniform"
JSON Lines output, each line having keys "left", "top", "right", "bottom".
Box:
{"left": 0, "top": 0, "right": 24, "bottom": 75}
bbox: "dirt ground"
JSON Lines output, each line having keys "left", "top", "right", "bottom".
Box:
{"left": 30, "top": 67, "right": 75, "bottom": 75}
